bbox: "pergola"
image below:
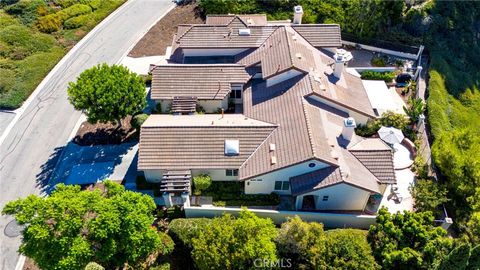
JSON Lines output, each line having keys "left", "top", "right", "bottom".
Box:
{"left": 160, "top": 170, "right": 191, "bottom": 194}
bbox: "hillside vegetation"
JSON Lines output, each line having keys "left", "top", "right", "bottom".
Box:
{"left": 0, "top": 0, "right": 125, "bottom": 109}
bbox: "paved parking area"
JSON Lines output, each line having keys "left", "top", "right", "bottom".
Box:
{"left": 48, "top": 142, "right": 138, "bottom": 191}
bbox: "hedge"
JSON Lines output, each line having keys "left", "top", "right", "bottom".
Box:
{"left": 168, "top": 218, "right": 212, "bottom": 248}
{"left": 360, "top": 70, "right": 396, "bottom": 82}
{"left": 56, "top": 4, "right": 92, "bottom": 21}
{"left": 63, "top": 14, "right": 93, "bottom": 29}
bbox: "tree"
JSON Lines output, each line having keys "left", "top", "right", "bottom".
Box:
{"left": 410, "top": 178, "right": 449, "bottom": 213}
{"left": 2, "top": 181, "right": 173, "bottom": 270}
{"left": 192, "top": 174, "right": 212, "bottom": 195}
{"left": 191, "top": 210, "right": 277, "bottom": 270}
{"left": 437, "top": 243, "right": 471, "bottom": 270}
{"left": 276, "top": 216, "right": 378, "bottom": 270}
{"left": 466, "top": 245, "right": 480, "bottom": 270}
{"left": 368, "top": 207, "right": 453, "bottom": 270}
{"left": 276, "top": 216, "right": 325, "bottom": 266}
{"left": 403, "top": 96, "right": 425, "bottom": 123}
{"left": 67, "top": 64, "right": 146, "bottom": 127}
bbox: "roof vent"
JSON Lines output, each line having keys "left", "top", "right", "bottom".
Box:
{"left": 238, "top": 29, "right": 251, "bottom": 36}
{"left": 269, "top": 143, "right": 276, "bottom": 152}
{"left": 271, "top": 156, "right": 277, "bottom": 165}
{"left": 295, "top": 53, "right": 302, "bottom": 59}
{"left": 224, "top": 140, "right": 240, "bottom": 156}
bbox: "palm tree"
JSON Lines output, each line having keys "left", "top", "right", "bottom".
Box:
{"left": 403, "top": 96, "right": 425, "bottom": 123}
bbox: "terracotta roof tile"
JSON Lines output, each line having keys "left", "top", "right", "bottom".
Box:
{"left": 151, "top": 64, "right": 250, "bottom": 100}
{"left": 292, "top": 24, "right": 341, "bottom": 47}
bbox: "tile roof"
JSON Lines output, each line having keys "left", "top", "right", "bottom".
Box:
{"left": 349, "top": 139, "right": 396, "bottom": 184}
{"left": 292, "top": 24, "right": 341, "bottom": 48}
{"left": 290, "top": 167, "right": 344, "bottom": 196}
{"left": 138, "top": 115, "right": 276, "bottom": 171}
{"left": 240, "top": 26, "right": 314, "bottom": 79}
{"left": 173, "top": 24, "right": 277, "bottom": 49}
{"left": 240, "top": 76, "right": 338, "bottom": 180}
{"left": 206, "top": 14, "right": 268, "bottom": 26}
{"left": 150, "top": 64, "right": 250, "bottom": 100}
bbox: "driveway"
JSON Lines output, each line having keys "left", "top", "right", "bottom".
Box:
{"left": 0, "top": 0, "right": 175, "bottom": 269}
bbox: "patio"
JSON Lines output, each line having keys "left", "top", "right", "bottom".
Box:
{"left": 379, "top": 169, "right": 415, "bottom": 213}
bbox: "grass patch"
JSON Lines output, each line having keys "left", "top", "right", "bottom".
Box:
{"left": 203, "top": 181, "right": 280, "bottom": 207}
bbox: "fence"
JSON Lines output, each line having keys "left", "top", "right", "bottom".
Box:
{"left": 185, "top": 206, "right": 376, "bottom": 229}
{"left": 342, "top": 33, "right": 421, "bottom": 55}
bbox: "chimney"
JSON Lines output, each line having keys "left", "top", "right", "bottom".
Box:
{"left": 333, "top": 49, "right": 353, "bottom": 79}
{"left": 341, "top": 117, "right": 356, "bottom": 141}
{"left": 293, "top": 6, "right": 303, "bottom": 24}
{"left": 221, "top": 108, "right": 224, "bottom": 118}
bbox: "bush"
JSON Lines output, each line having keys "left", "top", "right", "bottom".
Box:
{"left": 4, "top": 0, "right": 46, "bottom": 25}
{"left": 355, "top": 119, "right": 381, "bottom": 137}
{"left": 379, "top": 111, "right": 410, "bottom": 130}
{"left": 193, "top": 174, "right": 212, "bottom": 195}
{"left": 168, "top": 218, "right": 212, "bottom": 248}
{"left": 371, "top": 56, "right": 386, "bottom": 67}
{"left": 213, "top": 201, "right": 226, "bottom": 207}
{"left": 57, "top": 4, "right": 92, "bottom": 21}
{"left": 360, "top": 70, "right": 396, "bottom": 82}
{"left": 36, "top": 14, "right": 61, "bottom": 33}
{"left": 131, "top": 113, "right": 149, "bottom": 131}
{"left": 410, "top": 178, "right": 449, "bottom": 214}
{"left": 63, "top": 14, "right": 93, "bottom": 29}
{"left": 84, "top": 262, "right": 104, "bottom": 270}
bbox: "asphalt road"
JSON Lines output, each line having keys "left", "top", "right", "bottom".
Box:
{"left": 0, "top": 1, "right": 174, "bottom": 269}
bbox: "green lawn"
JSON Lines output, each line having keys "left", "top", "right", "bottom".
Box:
{"left": 0, "top": 0, "right": 125, "bottom": 109}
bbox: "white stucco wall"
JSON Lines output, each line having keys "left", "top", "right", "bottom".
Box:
{"left": 185, "top": 206, "right": 377, "bottom": 228}
{"left": 198, "top": 99, "right": 227, "bottom": 113}
{"left": 295, "top": 183, "right": 371, "bottom": 211}
{"left": 309, "top": 95, "right": 371, "bottom": 124}
{"left": 144, "top": 170, "right": 163, "bottom": 183}
{"left": 244, "top": 159, "right": 329, "bottom": 195}
{"left": 156, "top": 99, "right": 226, "bottom": 113}
{"left": 266, "top": 69, "right": 302, "bottom": 87}
{"left": 183, "top": 48, "right": 248, "bottom": 57}
{"left": 191, "top": 169, "right": 239, "bottom": 181}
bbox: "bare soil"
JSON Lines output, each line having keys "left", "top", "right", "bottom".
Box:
{"left": 23, "top": 257, "right": 40, "bottom": 270}
{"left": 73, "top": 116, "right": 137, "bottom": 146}
{"left": 128, "top": 2, "right": 205, "bottom": 57}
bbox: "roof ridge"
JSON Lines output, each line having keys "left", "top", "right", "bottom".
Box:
{"left": 301, "top": 98, "right": 317, "bottom": 158}
{"left": 227, "top": 16, "right": 248, "bottom": 27}
{"left": 283, "top": 26, "right": 295, "bottom": 68}
{"left": 176, "top": 25, "right": 194, "bottom": 41}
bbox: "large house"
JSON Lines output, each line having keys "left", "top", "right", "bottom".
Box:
{"left": 138, "top": 7, "right": 396, "bottom": 213}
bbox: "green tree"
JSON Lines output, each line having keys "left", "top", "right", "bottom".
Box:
{"left": 192, "top": 174, "right": 212, "bottom": 195}
{"left": 191, "top": 210, "right": 277, "bottom": 270}
{"left": 466, "top": 245, "right": 480, "bottom": 270}
{"left": 2, "top": 181, "right": 173, "bottom": 270}
{"left": 312, "top": 229, "right": 379, "bottom": 270}
{"left": 368, "top": 207, "right": 452, "bottom": 270}
{"left": 437, "top": 243, "right": 471, "bottom": 270}
{"left": 276, "top": 216, "right": 325, "bottom": 266}
{"left": 410, "top": 178, "right": 449, "bottom": 213}
{"left": 67, "top": 64, "right": 146, "bottom": 127}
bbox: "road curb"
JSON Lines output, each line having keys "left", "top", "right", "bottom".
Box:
{"left": 0, "top": 0, "right": 134, "bottom": 147}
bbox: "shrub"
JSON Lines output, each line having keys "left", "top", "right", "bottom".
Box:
{"left": 84, "top": 262, "right": 104, "bottom": 270}
{"left": 410, "top": 178, "right": 449, "bottom": 214}
{"left": 168, "top": 218, "right": 212, "bottom": 248}
{"left": 355, "top": 119, "right": 381, "bottom": 137}
{"left": 63, "top": 14, "right": 93, "bottom": 29}
{"left": 213, "top": 201, "right": 226, "bottom": 207}
{"left": 36, "top": 14, "right": 61, "bottom": 33}
{"left": 57, "top": 4, "right": 92, "bottom": 21}
{"left": 360, "top": 70, "right": 396, "bottom": 82}
{"left": 4, "top": 0, "right": 46, "bottom": 25}
{"left": 131, "top": 113, "right": 149, "bottom": 131}
{"left": 371, "top": 56, "right": 386, "bottom": 67}
{"left": 379, "top": 111, "right": 410, "bottom": 130}
{"left": 193, "top": 174, "right": 212, "bottom": 195}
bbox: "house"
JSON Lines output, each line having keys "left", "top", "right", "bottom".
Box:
{"left": 139, "top": 7, "right": 396, "bottom": 213}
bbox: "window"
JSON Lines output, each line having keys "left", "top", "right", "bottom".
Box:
{"left": 274, "top": 181, "right": 282, "bottom": 190}
{"left": 229, "top": 89, "right": 242, "bottom": 99}
{"left": 275, "top": 181, "right": 290, "bottom": 191}
{"left": 308, "top": 162, "right": 316, "bottom": 168}
{"left": 322, "top": 195, "right": 329, "bottom": 201}
{"left": 282, "top": 181, "right": 290, "bottom": 191}
{"left": 226, "top": 169, "right": 238, "bottom": 177}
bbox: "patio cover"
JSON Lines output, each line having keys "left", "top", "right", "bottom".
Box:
{"left": 362, "top": 80, "right": 406, "bottom": 116}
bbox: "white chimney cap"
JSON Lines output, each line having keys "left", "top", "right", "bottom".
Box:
{"left": 294, "top": 6, "right": 303, "bottom": 14}
{"left": 334, "top": 49, "right": 353, "bottom": 62}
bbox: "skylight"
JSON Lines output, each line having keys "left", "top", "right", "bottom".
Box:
{"left": 224, "top": 140, "right": 240, "bottom": 156}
